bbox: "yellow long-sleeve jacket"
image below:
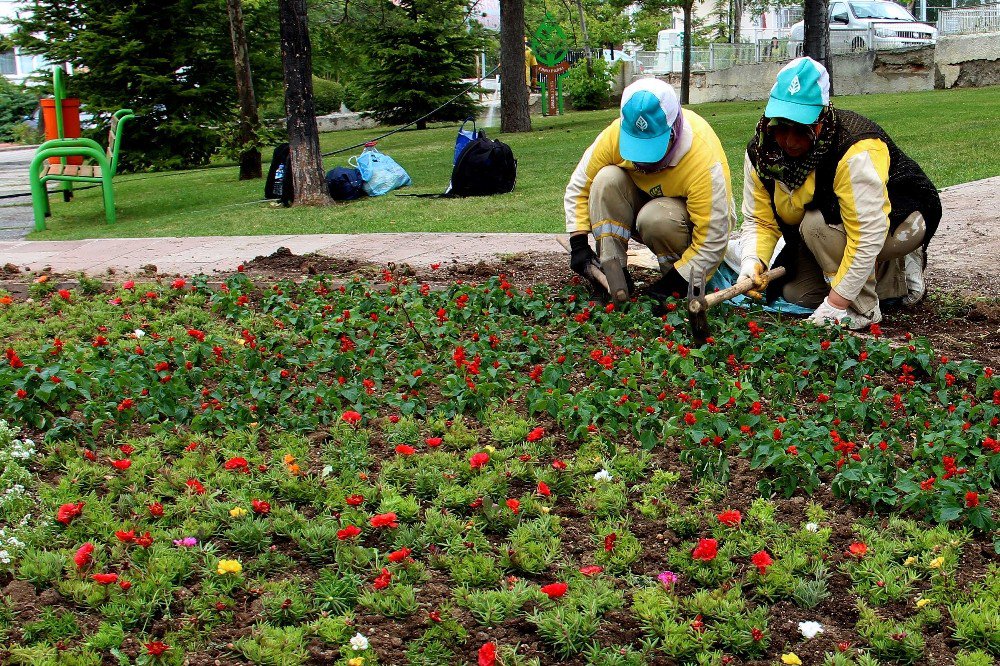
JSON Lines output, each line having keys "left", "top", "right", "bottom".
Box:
{"left": 564, "top": 109, "right": 735, "bottom": 282}
{"left": 740, "top": 138, "right": 892, "bottom": 303}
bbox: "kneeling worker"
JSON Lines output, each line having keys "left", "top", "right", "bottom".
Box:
{"left": 564, "top": 78, "right": 735, "bottom": 303}
{"left": 739, "top": 57, "right": 940, "bottom": 328}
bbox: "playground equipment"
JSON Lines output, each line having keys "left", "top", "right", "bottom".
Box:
{"left": 29, "top": 66, "right": 134, "bottom": 231}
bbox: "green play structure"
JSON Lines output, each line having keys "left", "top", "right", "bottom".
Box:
{"left": 29, "top": 66, "right": 134, "bottom": 231}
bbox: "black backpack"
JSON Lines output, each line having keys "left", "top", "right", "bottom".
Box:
{"left": 326, "top": 167, "right": 366, "bottom": 201}
{"left": 265, "top": 143, "right": 294, "bottom": 205}
{"left": 446, "top": 132, "right": 517, "bottom": 197}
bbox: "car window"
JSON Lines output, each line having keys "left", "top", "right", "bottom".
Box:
{"left": 830, "top": 2, "right": 849, "bottom": 19}
{"left": 849, "top": 1, "right": 914, "bottom": 20}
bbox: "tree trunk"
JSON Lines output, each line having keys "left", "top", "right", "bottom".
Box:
{"left": 278, "top": 0, "right": 329, "bottom": 205}
{"left": 226, "top": 0, "right": 262, "bottom": 180}
{"left": 731, "top": 0, "right": 743, "bottom": 44}
{"left": 499, "top": 0, "right": 531, "bottom": 133}
{"left": 575, "top": 0, "right": 593, "bottom": 75}
{"left": 803, "top": 0, "right": 833, "bottom": 90}
{"left": 681, "top": 0, "right": 692, "bottom": 105}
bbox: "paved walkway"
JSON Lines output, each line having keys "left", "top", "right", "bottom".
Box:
{"left": 0, "top": 147, "right": 35, "bottom": 241}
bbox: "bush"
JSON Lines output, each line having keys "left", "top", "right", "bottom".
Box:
{"left": 564, "top": 58, "right": 613, "bottom": 111}
{"left": 312, "top": 77, "right": 345, "bottom": 116}
{"left": 342, "top": 79, "right": 366, "bottom": 112}
{"left": 0, "top": 79, "right": 39, "bottom": 143}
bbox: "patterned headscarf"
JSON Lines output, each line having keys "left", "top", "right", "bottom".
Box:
{"left": 748, "top": 103, "right": 838, "bottom": 190}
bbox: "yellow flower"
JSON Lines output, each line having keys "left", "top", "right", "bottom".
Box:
{"left": 539, "top": 506, "right": 551, "bottom": 514}
{"left": 916, "top": 598, "right": 932, "bottom": 608}
{"left": 348, "top": 659, "right": 364, "bottom": 666}
{"left": 236, "top": 338, "right": 246, "bottom": 346}
{"left": 230, "top": 507, "right": 247, "bottom": 518}
{"left": 928, "top": 556, "right": 945, "bottom": 569}
{"left": 781, "top": 653, "right": 803, "bottom": 665}
{"left": 484, "top": 445, "right": 496, "bottom": 453}
{"left": 217, "top": 559, "right": 242, "bottom": 575}
{"left": 283, "top": 454, "right": 296, "bottom": 465}
{"left": 903, "top": 556, "right": 917, "bottom": 567}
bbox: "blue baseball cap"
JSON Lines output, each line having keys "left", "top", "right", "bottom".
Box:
{"left": 619, "top": 78, "right": 680, "bottom": 164}
{"left": 765, "top": 57, "right": 830, "bottom": 125}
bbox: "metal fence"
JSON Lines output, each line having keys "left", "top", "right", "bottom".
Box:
{"left": 937, "top": 2, "right": 1000, "bottom": 33}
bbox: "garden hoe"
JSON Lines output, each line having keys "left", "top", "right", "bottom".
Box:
{"left": 686, "top": 266, "right": 786, "bottom": 345}
{"left": 555, "top": 235, "right": 613, "bottom": 298}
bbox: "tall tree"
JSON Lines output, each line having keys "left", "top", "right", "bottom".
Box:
{"left": 803, "top": 0, "right": 833, "bottom": 85}
{"left": 279, "top": 0, "right": 329, "bottom": 205}
{"left": 500, "top": 0, "right": 531, "bottom": 132}
{"left": 354, "top": 0, "right": 481, "bottom": 130}
{"left": 679, "top": 0, "right": 695, "bottom": 104}
{"left": 227, "top": 0, "right": 262, "bottom": 180}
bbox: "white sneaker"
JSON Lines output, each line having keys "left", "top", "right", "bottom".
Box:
{"left": 902, "top": 247, "right": 926, "bottom": 307}
{"left": 842, "top": 302, "right": 882, "bottom": 330}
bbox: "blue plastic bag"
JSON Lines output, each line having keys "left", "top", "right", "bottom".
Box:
{"left": 453, "top": 118, "right": 480, "bottom": 165}
{"left": 350, "top": 146, "right": 411, "bottom": 197}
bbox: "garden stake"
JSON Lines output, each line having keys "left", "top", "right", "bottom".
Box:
{"left": 686, "top": 266, "right": 786, "bottom": 344}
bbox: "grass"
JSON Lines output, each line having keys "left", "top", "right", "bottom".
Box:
{"left": 27, "top": 85, "right": 1000, "bottom": 241}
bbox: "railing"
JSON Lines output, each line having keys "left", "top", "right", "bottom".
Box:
{"left": 937, "top": 2, "right": 1000, "bottom": 33}
{"left": 636, "top": 42, "right": 774, "bottom": 74}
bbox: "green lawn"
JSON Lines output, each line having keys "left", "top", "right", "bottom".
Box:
{"left": 29, "top": 86, "right": 1000, "bottom": 241}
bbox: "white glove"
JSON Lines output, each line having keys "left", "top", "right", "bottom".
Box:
{"left": 808, "top": 297, "right": 848, "bottom": 326}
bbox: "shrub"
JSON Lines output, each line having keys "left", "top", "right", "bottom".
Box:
{"left": 0, "top": 78, "right": 38, "bottom": 143}
{"left": 312, "top": 76, "right": 345, "bottom": 116}
{"left": 564, "top": 59, "right": 613, "bottom": 111}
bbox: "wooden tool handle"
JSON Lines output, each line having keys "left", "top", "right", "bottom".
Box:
{"left": 703, "top": 266, "right": 786, "bottom": 308}
{"left": 556, "top": 235, "right": 610, "bottom": 291}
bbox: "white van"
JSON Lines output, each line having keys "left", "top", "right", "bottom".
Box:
{"left": 789, "top": 0, "right": 937, "bottom": 54}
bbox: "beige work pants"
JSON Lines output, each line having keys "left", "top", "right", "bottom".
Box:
{"left": 783, "top": 210, "right": 926, "bottom": 314}
{"left": 589, "top": 165, "right": 691, "bottom": 274}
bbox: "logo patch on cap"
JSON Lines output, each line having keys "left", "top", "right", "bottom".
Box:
{"left": 634, "top": 116, "right": 649, "bottom": 131}
{"left": 788, "top": 75, "right": 801, "bottom": 95}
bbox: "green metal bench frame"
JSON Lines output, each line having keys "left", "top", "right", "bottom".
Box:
{"left": 29, "top": 109, "right": 135, "bottom": 231}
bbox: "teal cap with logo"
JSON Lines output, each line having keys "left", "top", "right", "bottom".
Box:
{"left": 764, "top": 56, "right": 830, "bottom": 125}
{"left": 619, "top": 78, "right": 680, "bottom": 164}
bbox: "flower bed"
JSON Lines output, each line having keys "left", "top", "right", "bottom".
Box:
{"left": 0, "top": 271, "right": 997, "bottom": 666}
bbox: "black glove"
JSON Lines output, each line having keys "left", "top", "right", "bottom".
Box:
{"left": 646, "top": 268, "right": 688, "bottom": 303}
{"left": 568, "top": 234, "right": 605, "bottom": 294}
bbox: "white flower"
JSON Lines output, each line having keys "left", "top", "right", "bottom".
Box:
{"left": 0, "top": 550, "right": 10, "bottom": 564}
{"left": 349, "top": 633, "right": 369, "bottom": 651}
{"left": 805, "top": 522, "right": 819, "bottom": 533}
{"left": 593, "top": 469, "right": 612, "bottom": 482}
{"left": 798, "top": 620, "right": 824, "bottom": 639}
{"left": 134, "top": 329, "right": 146, "bottom": 339}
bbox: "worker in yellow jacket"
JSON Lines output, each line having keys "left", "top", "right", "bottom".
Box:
{"left": 564, "top": 78, "right": 735, "bottom": 304}
{"left": 739, "top": 57, "right": 940, "bottom": 329}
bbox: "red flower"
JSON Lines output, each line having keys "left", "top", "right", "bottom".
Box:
{"left": 341, "top": 410, "right": 362, "bottom": 425}
{"left": 717, "top": 510, "right": 742, "bottom": 527}
{"left": 395, "top": 445, "right": 416, "bottom": 456}
{"left": 145, "top": 641, "right": 171, "bottom": 656}
{"left": 604, "top": 533, "right": 617, "bottom": 552}
{"left": 119, "top": 580, "right": 131, "bottom": 590}
{"left": 345, "top": 494, "right": 364, "bottom": 506}
{"left": 751, "top": 627, "right": 764, "bottom": 641}
{"left": 186, "top": 328, "right": 205, "bottom": 342}
{"left": 373, "top": 567, "right": 392, "bottom": 590}
{"left": 337, "top": 525, "right": 362, "bottom": 540}
{"left": 846, "top": 542, "right": 868, "bottom": 559}
{"left": 526, "top": 426, "right": 545, "bottom": 442}
{"left": 540, "top": 582, "right": 568, "bottom": 598}
{"left": 425, "top": 437, "right": 443, "bottom": 447}
{"left": 58, "top": 289, "right": 72, "bottom": 301}
{"left": 135, "top": 532, "right": 154, "bottom": 548}
{"left": 750, "top": 550, "right": 774, "bottom": 574}
{"left": 470, "top": 452, "right": 490, "bottom": 469}
{"left": 115, "top": 529, "right": 136, "bottom": 543}
{"left": 370, "top": 512, "right": 399, "bottom": 529}
{"left": 692, "top": 538, "right": 718, "bottom": 561}
{"left": 251, "top": 499, "right": 271, "bottom": 514}
{"left": 111, "top": 459, "right": 132, "bottom": 471}
{"left": 92, "top": 573, "right": 119, "bottom": 585}
{"left": 119, "top": 444, "right": 135, "bottom": 455}
{"left": 116, "top": 398, "right": 134, "bottom": 412}
{"left": 478, "top": 642, "right": 497, "bottom": 666}
{"left": 171, "top": 278, "right": 186, "bottom": 289}
{"left": 921, "top": 476, "right": 936, "bottom": 491}
{"left": 56, "top": 502, "right": 85, "bottom": 525}
{"left": 388, "top": 547, "right": 412, "bottom": 563}
{"left": 185, "top": 478, "right": 206, "bottom": 494}
{"left": 224, "top": 457, "right": 249, "bottom": 471}
{"left": 505, "top": 498, "right": 520, "bottom": 514}
{"left": 74, "top": 542, "right": 94, "bottom": 568}
{"left": 552, "top": 459, "right": 567, "bottom": 470}
{"left": 148, "top": 502, "right": 164, "bottom": 517}
{"left": 122, "top": 280, "right": 135, "bottom": 290}
{"left": 537, "top": 481, "right": 551, "bottom": 497}
{"left": 579, "top": 565, "right": 603, "bottom": 576}
{"left": 965, "top": 491, "right": 980, "bottom": 508}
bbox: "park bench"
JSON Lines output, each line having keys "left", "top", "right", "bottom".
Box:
{"left": 29, "top": 108, "right": 135, "bottom": 231}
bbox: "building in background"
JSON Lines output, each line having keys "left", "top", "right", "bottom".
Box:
{"left": 1, "top": 0, "right": 49, "bottom": 83}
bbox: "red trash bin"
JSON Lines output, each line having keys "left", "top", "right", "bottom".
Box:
{"left": 41, "top": 98, "right": 84, "bottom": 166}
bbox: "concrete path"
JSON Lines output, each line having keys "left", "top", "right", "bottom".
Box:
{"left": 0, "top": 147, "right": 35, "bottom": 241}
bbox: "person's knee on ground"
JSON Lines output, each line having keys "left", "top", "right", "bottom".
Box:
{"left": 589, "top": 166, "right": 643, "bottom": 266}
{"left": 635, "top": 197, "right": 692, "bottom": 274}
